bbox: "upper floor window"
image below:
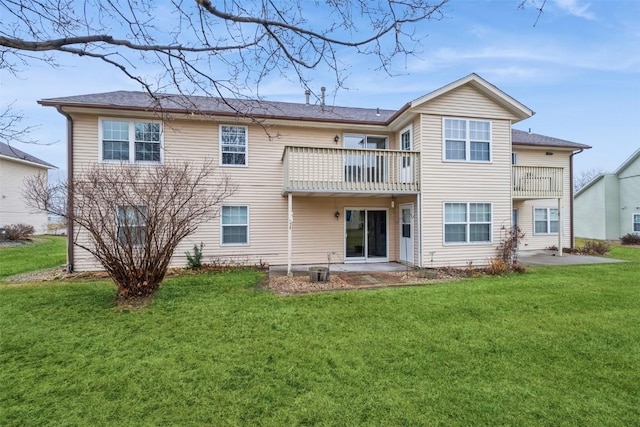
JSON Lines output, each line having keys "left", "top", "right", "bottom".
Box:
{"left": 443, "top": 118, "right": 491, "bottom": 162}
{"left": 633, "top": 214, "right": 640, "bottom": 232}
{"left": 220, "top": 125, "right": 247, "bottom": 166}
{"left": 444, "top": 202, "right": 492, "bottom": 244}
{"left": 534, "top": 208, "right": 558, "bottom": 234}
{"left": 101, "top": 119, "right": 162, "bottom": 163}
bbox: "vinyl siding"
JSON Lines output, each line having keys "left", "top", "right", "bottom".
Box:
{"left": 618, "top": 157, "right": 640, "bottom": 237}
{"left": 413, "top": 85, "right": 516, "bottom": 120}
{"left": 0, "top": 158, "right": 49, "bottom": 234}
{"left": 574, "top": 178, "right": 608, "bottom": 240}
{"left": 69, "top": 112, "right": 406, "bottom": 270}
{"left": 416, "top": 84, "right": 516, "bottom": 267}
{"left": 512, "top": 148, "right": 572, "bottom": 249}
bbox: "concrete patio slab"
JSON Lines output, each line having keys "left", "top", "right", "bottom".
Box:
{"left": 269, "top": 262, "right": 409, "bottom": 277}
{"left": 518, "top": 251, "right": 625, "bottom": 266}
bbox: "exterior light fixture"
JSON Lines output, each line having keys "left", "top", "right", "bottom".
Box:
{"left": 334, "top": 210, "right": 340, "bottom": 220}
{"left": 334, "top": 135, "right": 340, "bottom": 143}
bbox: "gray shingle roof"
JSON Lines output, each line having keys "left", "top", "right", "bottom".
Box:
{"left": 512, "top": 129, "right": 590, "bottom": 150}
{"left": 0, "top": 142, "right": 56, "bottom": 168}
{"left": 39, "top": 91, "right": 396, "bottom": 125}
{"left": 39, "top": 91, "right": 590, "bottom": 150}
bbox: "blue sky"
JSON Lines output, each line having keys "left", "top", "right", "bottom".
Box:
{"left": 2, "top": 0, "right": 639, "bottom": 180}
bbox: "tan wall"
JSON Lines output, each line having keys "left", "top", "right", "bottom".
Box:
{"left": 68, "top": 112, "right": 408, "bottom": 270}
{"left": 0, "top": 158, "right": 49, "bottom": 234}
{"left": 413, "top": 85, "right": 517, "bottom": 120}
{"left": 512, "top": 148, "right": 573, "bottom": 250}
{"left": 414, "top": 84, "right": 519, "bottom": 267}
{"left": 65, "top": 87, "right": 561, "bottom": 271}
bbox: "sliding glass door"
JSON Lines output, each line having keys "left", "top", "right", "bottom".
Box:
{"left": 345, "top": 209, "right": 388, "bottom": 261}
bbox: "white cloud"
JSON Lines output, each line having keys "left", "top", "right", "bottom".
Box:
{"left": 553, "top": 0, "right": 596, "bottom": 20}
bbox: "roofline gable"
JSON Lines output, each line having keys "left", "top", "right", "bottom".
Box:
{"left": 0, "top": 142, "right": 57, "bottom": 169}
{"left": 408, "top": 73, "right": 535, "bottom": 122}
{"left": 614, "top": 147, "right": 640, "bottom": 176}
{"left": 574, "top": 173, "right": 607, "bottom": 198}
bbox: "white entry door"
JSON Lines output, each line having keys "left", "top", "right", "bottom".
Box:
{"left": 399, "top": 203, "right": 414, "bottom": 264}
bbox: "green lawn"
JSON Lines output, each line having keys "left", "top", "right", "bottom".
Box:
{"left": 0, "top": 235, "right": 66, "bottom": 279}
{"left": 1, "top": 242, "right": 639, "bottom": 425}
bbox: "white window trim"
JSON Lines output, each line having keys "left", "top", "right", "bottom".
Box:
{"left": 98, "top": 118, "right": 164, "bottom": 164}
{"left": 220, "top": 205, "right": 250, "bottom": 246}
{"left": 219, "top": 124, "right": 249, "bottom": 167}
{"left": 442, "top": 202, "right": 493, "bottom": 245}
{"left": 632, "top": 213, "right": 640, "bottom": 233}
{"left": 533, "top": 207, "right": 559, "bottom": 235}
{"left": 512, "top": 152, "right": 518, "bottom": 165}
{"left": 442, "top": 117, "right": 492, "bottom": 163}
{"left": 399, "top": 125, "right": 412, "bottom": 151}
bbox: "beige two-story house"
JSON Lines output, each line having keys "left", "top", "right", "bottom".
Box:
{"left": 39, "top": 74, "right": 589, "bottom": 273}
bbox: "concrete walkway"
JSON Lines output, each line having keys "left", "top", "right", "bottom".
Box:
{"left": 518, "top": 250, "right": 625, "bottom": 266}
{"left": 269, "top": 262, "right": 409, "bottom": 277}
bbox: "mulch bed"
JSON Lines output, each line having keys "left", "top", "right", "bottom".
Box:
{"left": 266, "top": 269, "right": 469, "bottom": 295}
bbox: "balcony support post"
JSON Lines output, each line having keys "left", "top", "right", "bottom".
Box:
{"left": 287, "top": 192, "right": 293, "bottom": 276}
{"left": 557, "top": 198, "right": 563, "bottom": 257}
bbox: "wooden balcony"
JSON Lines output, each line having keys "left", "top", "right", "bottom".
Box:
{"left": 282, "top": 146, "right": 420, "bottom": 195}
{"left": 512, "top": 165, "right": 564, "bottom": 199}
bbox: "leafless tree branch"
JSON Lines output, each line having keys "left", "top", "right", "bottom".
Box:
{"left": 24, "top": 160, "right": 236, "bottom": 300}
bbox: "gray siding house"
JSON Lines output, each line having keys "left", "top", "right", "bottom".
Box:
{"left": 574, "top": 148, "right": 640, "bottom": 240}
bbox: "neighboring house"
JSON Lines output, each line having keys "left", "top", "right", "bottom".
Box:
{"left": 574, "top": 148, "right": 640, "bottom": 240}
{"left": 39, "top": 73, "right": 589, "bottom": 272}
{"left": 0, "top": 142, "right": 57, "bottom": 234}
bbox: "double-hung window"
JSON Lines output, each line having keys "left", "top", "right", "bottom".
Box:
{"left": 101, "top": 119, "right": 162, "bottom": 163}
{"left": 633, "top": 214, "right": 640, "bottom": 232}
{"left": 116, "top": 205, "right": 147, "bottom": 247}
{"left": 534, "top": 208, "right": 559, "bottom": 234}
{"left": 444, "top": 118, "right": 491, "bottom": 162}
{"left": 444, "top": 202, "right": 492, "bottom": 244}
{"left": 221, "top": 206, "right": 249, "bottom": 245}
{"left": 220, "top": 125, "right": 247, "bottom": 166}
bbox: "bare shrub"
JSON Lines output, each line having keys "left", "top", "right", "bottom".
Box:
{"left": 621, "top": 233, "right": 640, "bottom": 245}
{"left": 486, "top": 258, "right": 509, "bottom": 276}
{"left": 581, "top": 240, "right": 610, "bottom": 255}
{"left": 4, "top": 223, "right": 35, "bottom": 241}
{"left": 24, "top": 160, "right": 235, "bottom": 301}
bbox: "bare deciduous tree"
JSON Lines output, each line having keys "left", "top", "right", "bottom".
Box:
{"left": 1, "top": 0, "right": 450, "bottom": 147}
{"left": 0, "top": 103, "right": 38, "bottom": 145}
{"left": 25, "top": 160, "right": 235, "bottom": 300}
{"left": 574, "top": 167, "right": 604, "bottom": 192}
{"left": 1, "top": 1, "right": 447, "bottom": 110}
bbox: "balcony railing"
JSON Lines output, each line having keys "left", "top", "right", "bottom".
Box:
{"left": 512, "top": 165, "right": 564, "bottom": 199}
{"left": 282, "top": 146, "right": 420, "bottom": 194}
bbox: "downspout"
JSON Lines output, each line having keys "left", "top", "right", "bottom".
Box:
{"left": 569, "top": 148, "right": 584, "bottom": 249}
{"left": 56, "top": 106, "right": 74, "bottom": 273}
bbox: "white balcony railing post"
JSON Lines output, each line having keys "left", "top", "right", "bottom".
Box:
{"left": 282, "top": 146, "right": 420, "bottom": 193}
{"left": 512, "top": 165, "right": 563, "bottom": 199}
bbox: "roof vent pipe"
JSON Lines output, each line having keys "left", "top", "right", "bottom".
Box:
{"left": 320, "top": 86, "right": 326, "bottom": 106}
{"left": 376, "top": 107, "right": 380, "bottom": 116}
{"left": 528, "top": 128, "right": 532, "bottom": 134}
{"left": 305, "top": 89, "right": 310, "bottom": 105}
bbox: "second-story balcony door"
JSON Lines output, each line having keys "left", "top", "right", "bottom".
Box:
{"left": 399, "top": 127, "right": 413, "bottom": 183}
{"left": 343, "top": 135, "right": 388, "bottom": 183}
